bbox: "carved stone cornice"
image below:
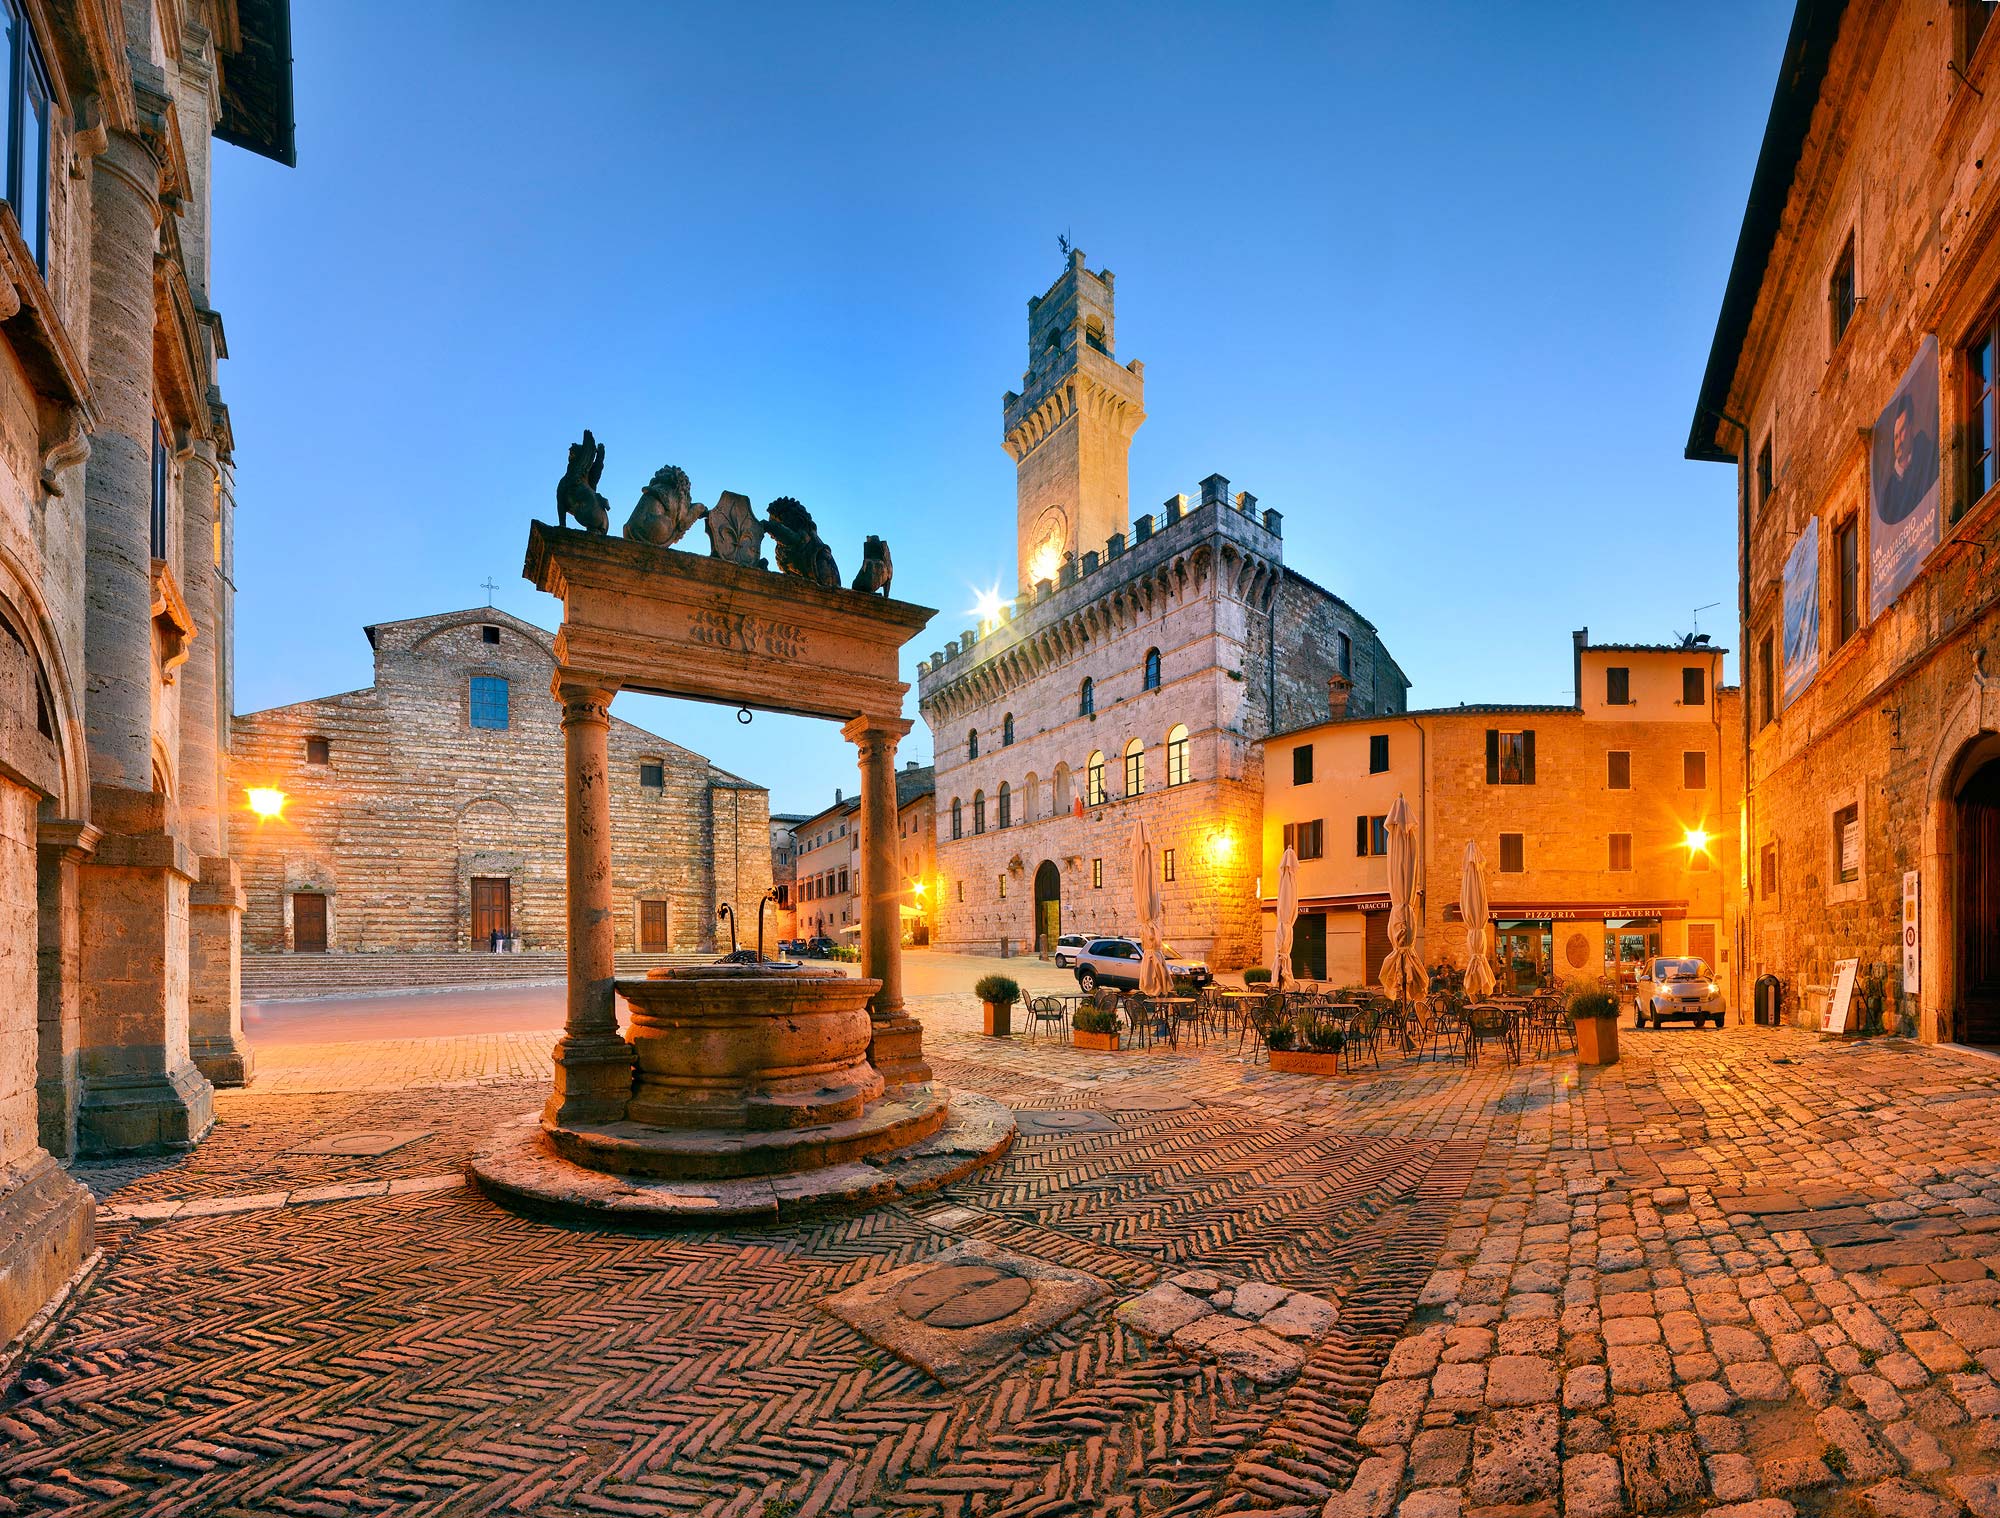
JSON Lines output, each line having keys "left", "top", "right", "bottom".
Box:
{"left": 1002, "top": 369, "right": 1145, "bottom": 464}
{"left": 130, "top": 69, "right": 190, "bottom": 203}
{"left": 0, "top": 203, "right": 99, "bottom": 497}
{"left": 36, "top": 818, "right": 102, "bottom": 861}
{"left": 150, "top": 558, "right": 197, "bottom": 683}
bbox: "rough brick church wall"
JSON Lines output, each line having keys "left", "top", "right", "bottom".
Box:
{"left": 231, "top": 610, "right": 770, "bottom": 956}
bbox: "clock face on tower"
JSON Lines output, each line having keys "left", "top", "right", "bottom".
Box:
{"left": 1025, "top": 505, "right": 1068, "bottom": 588}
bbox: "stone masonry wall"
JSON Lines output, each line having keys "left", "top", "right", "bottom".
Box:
{"left": 230, "top": 609, "right": 770, "bottom": 956}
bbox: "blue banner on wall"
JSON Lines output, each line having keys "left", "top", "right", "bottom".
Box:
{"left": 1781, "top": 525, "right": 1820, "bottom": 708}
{"left": 1870, "top": 335, "right": 1941, "bottom": 620}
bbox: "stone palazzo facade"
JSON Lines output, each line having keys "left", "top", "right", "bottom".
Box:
{"left": 1688, "top": 0, "right": 2000, "bottom": 1041}
{"left": 918, "top": 252, "right": 1408, "bottom": 969}
{"left": 0, "top": 2, "right": 291, "bottom": 1339}
{"left": 1262, "top": 634, "right": 1742, "bottom": 1003}
{"left": 230, "top": 608, "right": 772, "bottom": 958}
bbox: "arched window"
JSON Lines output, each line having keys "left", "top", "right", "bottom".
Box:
{"left": 1053, "top": 763, "right": 1072, "bottom": 813}
{"left": 1086, "top": 751, "right": 1106, "bottom": 807}
{"left": 1143, "top": 648, "right": 1161, "bottom": 691}
{"left": 1124, "top": 738, "right": 1145, "bottom": 797}
{"left": 997, "top": 782, "right": 1012, "bottom": 829}
{"left": 1002, "top": 713, "right": 1015, "bottom": 746}
{"left": 1085, "top": 317, "right": 1108, "bottom": 355}
{"left": 1166, "top": 724, "right": 1190, "bottom": 787}
{"left": 1080, "top": 678, "right": 1095, "bottom": 717}
{"left": 968, "top": 729, "right": 978, "bottom": 760}
{"left": 972, "top": 790, "right": 986, "bottom": 834}
{"left": 950, "top": 798, "right": 962, "bottom": 839}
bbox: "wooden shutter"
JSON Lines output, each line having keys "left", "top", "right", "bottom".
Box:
{"left": 1363, "top": 910, "right": 1391, "bottom": 985}
{"left": 1522, "top": 731, "right": 1536, "bottom": 785}
{"left": 1485, "top": 730, "right": 1499, "bottom": 784}
{"left": 1687, "top": 923, "right": 1717, "bottom": 965}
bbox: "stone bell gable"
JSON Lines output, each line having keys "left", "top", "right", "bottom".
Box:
{"left": 230, "top": 607, "right": 771, "bottom": 958}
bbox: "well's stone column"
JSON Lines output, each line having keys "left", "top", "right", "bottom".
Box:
{"left": 844, "top": 716, "right": 930, "bottom": 1089}
{"left": 545, "top": 680, "right": 633, "bottom": 1125}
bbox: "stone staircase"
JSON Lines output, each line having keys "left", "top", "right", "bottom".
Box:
{"left": 242, "top": 951, "right": 716, "bottom": 1002}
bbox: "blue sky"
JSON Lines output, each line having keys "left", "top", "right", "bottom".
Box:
{"left": 214, "top": 2, "right": 1788, "bottom": 817}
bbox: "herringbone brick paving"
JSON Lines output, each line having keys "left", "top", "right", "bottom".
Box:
{"left": 16, "top": 996, "right": 2000, "bottom": 1516}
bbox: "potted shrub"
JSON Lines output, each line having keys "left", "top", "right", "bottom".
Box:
{"left": 1071, "top": 1003, "right": 1121, "bottom": 1052}
{"left": 1244, "top": 967, "right": 1273, "bottom": 985}
{"left": 1270, "top": 1009, "right": 1345, "bottom": 1076}
{"left": 975, "top": 974, "right": 1022, "bottom": 1037}
{"left": 1568, "top": 980, "right": 1621, "bottom": 1066}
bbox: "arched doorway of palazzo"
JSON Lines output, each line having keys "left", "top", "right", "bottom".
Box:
{"left": 1956, "top": 741, "right": 2000, "bottom": 1045}
{"left": 1034, "top": 860, "right": 1061, "bottom": 955}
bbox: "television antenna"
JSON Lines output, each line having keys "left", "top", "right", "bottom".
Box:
{"left": 1692, "top": 601, "right": 1720, "bottom": 633}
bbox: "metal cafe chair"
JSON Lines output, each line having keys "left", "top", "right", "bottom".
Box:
{"left": 1027, "top": 995, "right": 1069, "bottom": 1044}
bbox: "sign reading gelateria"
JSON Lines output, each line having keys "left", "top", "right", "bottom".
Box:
{"left": 524, "top": 523, "right": 933, "bottom": 726}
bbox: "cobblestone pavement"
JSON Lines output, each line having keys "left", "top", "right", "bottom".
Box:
{"left": 9, "top": 1003, "right": 2000, "bottom": 1517}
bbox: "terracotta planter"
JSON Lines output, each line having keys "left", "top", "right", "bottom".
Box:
{"left": 1269, "top": 1049, "right": 1344, "bottom": 1076}
{"left": 981, "top": 1000, "right": 1015, "bottom": 1037}
{"left": 1072, "top": 1029, "right": 1120, "bottom": 1052}
{"left": 1575, "top": 1013, "right": 1620, "bottom": 1066}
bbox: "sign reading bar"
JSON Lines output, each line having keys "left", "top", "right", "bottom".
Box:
{"left": 1823, "top": 958, "right": 1859, "bottom": 1034}
{"left": 1903, "top": 871, "right": 1921, "bottom": 994}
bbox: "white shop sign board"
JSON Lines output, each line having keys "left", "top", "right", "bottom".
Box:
{"left": 1903, "top": 871, "right": 1921, "bottom": 994}
{"left": 1823, "top": 958, "right": 1859, "bottom": 1034}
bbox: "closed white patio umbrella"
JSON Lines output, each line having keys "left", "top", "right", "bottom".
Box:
{"left": 1274, "top": 844, "right": 1299, "bottom": 987}
{"left": 1462, "top": 841, "right": 1496, "bottom": 999}
{"left": 1379, "top": 794, "right": 1425, "bottom": 1007}
{"left": 1130, "top": 820, "right": 1173, "bottom": 996}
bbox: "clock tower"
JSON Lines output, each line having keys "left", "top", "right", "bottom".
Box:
{"left": 1002, "top": 249, "right": 1146, "bottom": 593}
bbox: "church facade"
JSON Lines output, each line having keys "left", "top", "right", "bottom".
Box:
{"left": 917, "top": 252, "right": 1409, "bottom": 968}
{"left": 230, "top": 608, "right": 772, "bottom": 959}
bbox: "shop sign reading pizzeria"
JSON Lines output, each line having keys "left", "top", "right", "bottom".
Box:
{"left": 1444, "top": 901, "right": 1688, "bottom": 923}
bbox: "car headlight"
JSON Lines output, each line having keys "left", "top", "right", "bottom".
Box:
{"left": 1707, "top": 983, "right": 1718, "bottom": 996}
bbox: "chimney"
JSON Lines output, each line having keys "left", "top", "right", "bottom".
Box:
{"left": 835, "top": 787, "right": 842, "bottom": 804}
{"left": 1571, "top": 628, "right": 1588, "bottom": 710}
{"left": 1327, "top": 672, "right": 1354, "bottom": 719}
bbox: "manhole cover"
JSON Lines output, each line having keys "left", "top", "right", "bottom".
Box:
{"left": 897, "top": 1264, "right": 1032, "bottom": 1328}
{"left": 1015, "top": 1110, "right": 1115, "bottom": 1135}
{"left": 289, "top": 1129, "right": 432, "bottom": 1157}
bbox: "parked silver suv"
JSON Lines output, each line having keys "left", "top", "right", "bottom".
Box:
{"left": 1072, "top": 936, "right": 1212, "bottom": 992}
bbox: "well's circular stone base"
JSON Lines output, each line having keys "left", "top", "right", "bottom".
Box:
{"left": 468, "top": 1089, "right": 1015, "bottom": 1227}
{"left": 544, "top": 1083, "right": 950, "bottom": 1180}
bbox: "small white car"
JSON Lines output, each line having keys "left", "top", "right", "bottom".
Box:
{"left": 1634, "top": 956, "right": 1725, "bottom": 1029}
{"left": 1053, "top": 933, "right": 1089, "bottom": 968}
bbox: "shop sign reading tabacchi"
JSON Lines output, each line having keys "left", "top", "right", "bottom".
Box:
{"left": 686, "top": 607, "right": 807, "bottom": 662}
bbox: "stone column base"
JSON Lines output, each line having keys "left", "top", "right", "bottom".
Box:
{"left": 77, "top": 1065, "right": 215, "bottom": 1156}
{"left": 868, "top": 1014, "right": 932, "bottom": 1091}
{"left": 542, "top": 1034, "right": 636, "bottom": 1126}
{"left": 0, "top": 1153, "right": 94, "bottom": 1346}
{"left": 190, "top": 857, "right": 252, "bottom": 1089}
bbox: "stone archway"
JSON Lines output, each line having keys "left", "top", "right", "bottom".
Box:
{"left": 1956, "top": 750, "right": 2000, "bottom": 1044}
{"left": 1920, "top": 661, "right": 2000, "bottom": 1043}
{"left": 1033, "top": 860, "right": 1061, "bottom": 954}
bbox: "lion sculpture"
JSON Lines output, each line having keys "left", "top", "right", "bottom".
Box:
{"left": 623, "top": 464, "right": 707, "bottom": 549}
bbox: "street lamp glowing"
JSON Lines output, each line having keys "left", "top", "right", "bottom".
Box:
{"left": 1683, "top": 828, "right": 1709, "bottom": 854}
{"left": 246, "top": 787, "right": 287, "bottom": 820}
{"left": 911, "top": 879, "right": 926, "bottom": 897}
{"left": 1207, "top": 830, "right": 1235, "bottom": 864}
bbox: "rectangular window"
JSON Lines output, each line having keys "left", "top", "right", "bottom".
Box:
{"left": 1487, "top": 729, "right": 1534, "bottom": 785}
{"left": 1368, "top": 734, "right": 1389, "bottom": 773}
{"left": 1758, "top": 634, "right": 1775, "bottom": 729}
{"left": 639, "top": 762, "right": 664, "bottom": 789}
{"left": 1092, "top": 858, "right": 1103, "bottom": 889}
{"left": 956, "top": 881, "right": 963, "bottom": 903}
{"left": 1835, "top": 804, "right": 1860, "bottom": 884}
{"left": 1684, "top": 751, "right": 1707, "bottom": 791}
{"left": 1829, "top": 235, "right": 1856, "bottom": 349}
{"left": 1971, "top": 314, "right": 2000, "bottom": 512}
{"left": 1761, "top": 842, "right": 1779, "bottom": 899}
{"left": 1756, "top": 433, "right": 1774, "bottom": 518}
{"left": 469, "top": 675, "right": 510, "bottom": 730}
{"left": 150, "top": 420, "right": 169, "bottom": 560}
{"left": 212, "top": 514, "right": 223, "bottom": 568}
{"left": 1293, "top": 745, "right": 1314, "bottom": 785}
{"left": 1606, "top": 667, "right": 1630, "bottom": 706}
{"left": 1499, "top": 833, "right": 1524, "bottom": 873}
{"left": 305, "top": 736, "right": 330, "bottom": 765}
{"left": 1607, "top": 751, "right": 1631, "bottom": 790}
{"left": 481, "top": 624, "right": 501, "bottom": 644}
{"left": 1836, "top": 516, "right": 1860, "bottom": 645}
{"left": 1970, "top": 0, "right": 1999, "bottom": 62}
{"left": 2, "top": 11, "right": 51, "bottom": 273}
{"left": 838, "top": 868, "right": 848, "bottom": 893}
{"left": 1162, "top": 848, "right": 1176, "bottom": 883}
{"left": 1371, "top": 815, "right": 1387, "bottom": 855}
{"left": 1682, "top": 666, "right": 1706, "bottom": 707}
{"left": 1609, "top": 833, "right": 1632, "bottom": 872}
{"left": 1337, "top": 631, "right": 1352, "bottom": 677}
{"left": 1284, "top": 819, "right": 1325, "bottom": 861}
{"left": 998, "top": 874, "right": 1006, "bottom": 899}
